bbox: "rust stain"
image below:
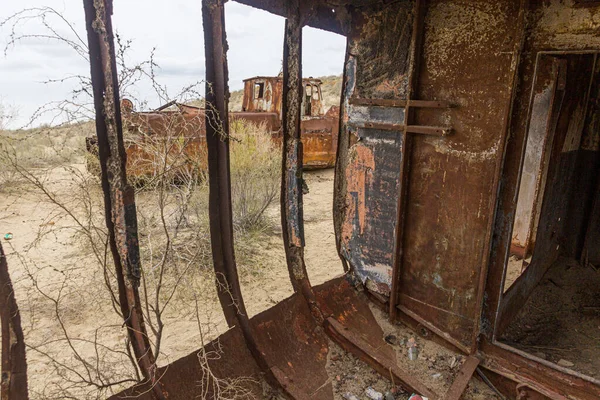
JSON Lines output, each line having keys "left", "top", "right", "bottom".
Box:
{"left": 343, "top": 144, "right": 375, "bottom": 237}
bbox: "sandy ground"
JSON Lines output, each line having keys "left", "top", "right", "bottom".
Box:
{"left": 0, "top": 165, "right": 344, "bottom": 398}
{"left": 500, "top": 256, "right": 600, "bottom": 380}
{"left": 2, "top": 165, "right": 505, "bottom": 399}
{"left": 503, "top": 255, "right": 524, "bottom": 292}
{"left": 237, "top": 168, "right": 344, "bottom": 319}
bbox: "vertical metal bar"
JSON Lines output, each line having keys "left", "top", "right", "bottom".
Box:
{"left": 281, "top": 2, "right": 324, "bottom": 323}
{"left": 480, "top": 0, "right": 529, "bottom": 351}
{"left": 389, "top": 0, "right": 426, "bottom": 321}
{"left": 0, "top": 243, "right": 28, "bottom": 400}
{"left": 202, "top": 0, "right": 239, "bottom": 330}
{"left": 82, "top": 1, "right": 164, "bottom": 397}
{"left": 202, "top": 0, "right": 278, "bottom": 385}
{"left": 333, "top": 40, "right": 353, "bottom": 274}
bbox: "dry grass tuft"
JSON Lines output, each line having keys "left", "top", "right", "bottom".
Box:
{"left": 0, "top": 121, "right": 95, "bottom": 192}
{"left": 230, "top": 119, "right": 281, "bottom": 233}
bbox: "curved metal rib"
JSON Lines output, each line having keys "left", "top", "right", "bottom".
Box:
{"left": 202, "top": 0, "right": 281, "bottom": 389}
{"left": 82, "top": 1, "right": 164, "bottom": 397}
{"left": 280, "top": 3, "right": 325, "bottom": 324}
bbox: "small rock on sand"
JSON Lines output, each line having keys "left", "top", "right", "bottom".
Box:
{"left": 557, "top": 359, "right": 574, "bottom": 368}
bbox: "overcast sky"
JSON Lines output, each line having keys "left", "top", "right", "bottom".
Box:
{"left": 0, "top": 1, "right": 346, "bottom": 128}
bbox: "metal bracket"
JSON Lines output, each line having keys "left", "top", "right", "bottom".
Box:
{"left": 350, "top": 122, "right": 453, "bottom": 136}
{"left": 349, "top": 97, "right": 453, "bottom": 108}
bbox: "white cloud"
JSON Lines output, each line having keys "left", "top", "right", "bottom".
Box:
{"left": 0, "top": 0, "right": 346, "bottom": 128}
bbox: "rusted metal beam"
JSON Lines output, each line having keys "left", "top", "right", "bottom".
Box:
{"left": 349, "top": 98, "right": 452, "bottom": 108}
{"left": 444, "top": 355, "right": 481, "bottom": 400}
{"left": 325, "top": 317, "right": 437, "bottom": 399}
{"left": 202, "top": 0, "right": 280, "bottom": 389}
{"left": 0, "top": 243, "right": 28, "bottom": 400}
{"left": 480, "top": 339, "right": 600, "bottom": 400}
{"left": 82, "top": 1, "right": 164, "bottom": 397}
{"left": 332, "top": 41, "right": 353, "bottom": 275}
{"left": 406, "top": 125, "right": 452, "bottom": 136}
{"left": 350, "top": 122, "right": 405, "bottom": 131}
{"left": 203, "top": 0, "right": 239, "bottom": 330}
{"left": 349, "top": 122, "right": 451, "bottom": 136}
{"left": 389, "top": 0, "right": 426, "bottom": 322}
{"left": 280, "top": 1, "right": 324, "bottom": 324}
{"left": 233, "top": 0, "right": 344, "bottom": 35}
{"left": 478, "top": 0, "right": 530, "bottom": 352}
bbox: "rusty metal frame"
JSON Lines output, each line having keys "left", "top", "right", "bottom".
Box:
{"left": 480, "top": 339, "right": 600, "bottom": 399}
{"left": 475, "top": 0, "right": 530, "bottom": 353}
{"left": 332, "top": 40, "right": 352, "bottom": 275}
{"left": 348, "top": 122, "right": 451, "bottom": 136}
{"left": 348, "top": 98, "right": 451, "bottom": 108}
{"left": 479, "top": 5, "right": 600, "bottom": 397}
{"left": 0, "top": 243, "right": 28, "bottom": 400}
{"left": 444, "top": 356, "right": 481, "bottom": 400}
{"left": 388, "top": 0, "right": 425, "bottom": 323}
{"left": 74, "top": 1, "right": 600, "bottom": 399}
{"left": 485, "top": 53, "right": 600, "bottom": 335}
{"left": 280, "top": 0, "right": 325, "bottom": 324}
{"left": 202, "top": 0, "right": 283, "bottom": 391}
{"left": 497, "top": 56, "right": 569, "bottom": 336}
{"left": 202, "top": 0, "right": 241, "bottom": 331}
{"left": 82, "top": 1, "right": 165, "bottom": 397}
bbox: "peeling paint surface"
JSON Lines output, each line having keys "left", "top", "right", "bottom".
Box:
{"left": 336, "top": 1, "right": 413, "bottom": 296}
{"left": 335, "top": 0, "right": 521, "bottom": 346}
{"left": 340, "top": 128, "right": 404, "bottom": 295}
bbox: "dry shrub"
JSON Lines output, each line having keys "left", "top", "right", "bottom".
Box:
{"left": 0, "top": 122, "right": 94, "bottom": 191}
{"left": 1, "top": 100, "right": 281, "bottom": 399}
{"left": 229, "top": 119, "right": 280, "bottom": 232}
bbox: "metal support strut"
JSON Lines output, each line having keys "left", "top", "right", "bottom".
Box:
{"left": 82, "top": 1, "right": 165, "bottom": 398}
{"left": 202, "top": 0, "right": 281, "bottom": 392}
{"left": 280, "top": 1, "right": 325, "bottom": 324}
{"left": 0, "top": 243, "right": 28, "bottom": 400}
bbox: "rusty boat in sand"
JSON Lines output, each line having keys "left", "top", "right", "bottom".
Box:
{"left": 85, "top": 76, "right": 339, "bottom": 179}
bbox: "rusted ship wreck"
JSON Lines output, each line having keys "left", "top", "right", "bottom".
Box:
{"left": 5, "top": 0, "right": 599, "bottom": 399}
{"left": 85, "top": 75, "right": 339, "bottom": 179}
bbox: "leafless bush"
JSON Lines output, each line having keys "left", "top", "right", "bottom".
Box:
{"left": 0, "top": 99, "right": 16, "bottom": 130}
{"left": 2, "top": 114, "right": 276, "bottom": 397}
{"left": 1, "top": 99, "right": 281, "bottom": 399}
{"left": 1, "top": 6, "right": 282, "bottom": 398}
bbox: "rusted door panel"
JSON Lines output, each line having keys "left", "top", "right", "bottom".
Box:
{"left": 511, "top": 59, "right": 563, "bottom": 257}
{"left": 399, "top": 0, "right": 521, "bottom": 347}
{"left": 337, "top": 1, "right": 413, "bottom": 296}
{"left": 499, "top": 55, "right": 598, "bottom": 333}
{"left": 336, "top": 0, "right": 520, "bottom": 347}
